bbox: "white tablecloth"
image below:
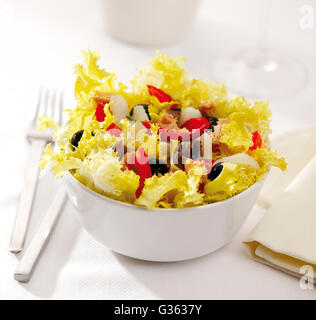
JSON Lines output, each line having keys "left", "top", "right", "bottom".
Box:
{"left": 1, "top": 0, "right": 316, "bottom": 299}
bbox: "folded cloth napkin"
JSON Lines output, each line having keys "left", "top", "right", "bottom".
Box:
{"left": 244, "top": 126, "right": 316, "bottom": 282}
{"left": 257, "top": 126, "right": 316, "bottom": 208}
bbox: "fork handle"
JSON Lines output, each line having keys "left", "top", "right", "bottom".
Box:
{"left": 9, "top": 139, "right": 48, "bottom": 253}
{"left": 14, "top": 188, "right": 67, "bottom": 283}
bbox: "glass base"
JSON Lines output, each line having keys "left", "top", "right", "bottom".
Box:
{"left": 212, "top": 49, "right": 308, "bottom": 99}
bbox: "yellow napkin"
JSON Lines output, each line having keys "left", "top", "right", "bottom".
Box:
{"left": 244, "top": 126, "right": 316, "bottom": 282}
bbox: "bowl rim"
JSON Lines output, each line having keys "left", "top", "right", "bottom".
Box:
{"left": 64, "top": 169, "right": 266, "bottom": 213}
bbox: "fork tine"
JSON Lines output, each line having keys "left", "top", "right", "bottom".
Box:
{"left": 43, "top": 89, "right": 49, "bottom": 117}
{"left": 32, "top": 88, "right": 44, "bottom": 125}
{"left": 9, "top": 87, "right": 64, "bottom": 255}
{"left": 32, "top": 88, "right": 63, "bottom": 126}
{"left": 58, "top": 90, "right": 64, "bottom": 125}
{"left": 50, "top": 89, "right": 57, "bottom": 119}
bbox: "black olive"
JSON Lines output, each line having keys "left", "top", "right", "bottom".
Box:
{"left": 149, "top": 163, "right": 169, "bottom": 176}
{"left": 208, "top": 163, "right": 223, "bottom": 181}
{"left": 71, "top": 130, "right": 84, "bottom": 149}
{"left": 142, "top": 105, "right": 150, "bottom": 119}
{"left": 206, "top": 116, "right": 218, "bottom": 132}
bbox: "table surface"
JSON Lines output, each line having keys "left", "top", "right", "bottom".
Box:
{"left": 1, "top": 0, "right": 316, "bottom": 299}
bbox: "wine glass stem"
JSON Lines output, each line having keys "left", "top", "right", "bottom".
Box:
{"left": 256, "top": 0, "right": 272, "bottom": 52}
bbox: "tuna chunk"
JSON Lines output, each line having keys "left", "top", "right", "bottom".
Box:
{"left": 94, "top": 91, "right": 114, "bottom": 104}
{"left": 159, "top": 113, "right": 180, "bottom": 131}
{"left": 212, "top": 118, "right": 229, "bottom": 144}
{"left": 198, "top": 102, "right": 215, "bottom": 117}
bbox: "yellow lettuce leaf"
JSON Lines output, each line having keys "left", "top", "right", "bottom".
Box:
{"left": 249, "top": 147, "right": 287, "bottom": 174}
{"left": 131, "top": 50, "right": 189, "bottom": 99}
{"left": 204, "top": 162, "right": 257, "bottom": 202}
{"left": 135, "top": 171, "right": 187, "bottom": 209}
{"left": 220, "top": 99, "right": 272, "bottom": 152}
{"left": 180, "top": 79, "right": 228, "bottom": 109}
{"left": 76, "top": 149, "right": 139, "bottom": 202}
{"left": 174, "top": 164, "right": 205, "bottom": 208}
{"left": 37, "top": 116, "right": 59, "bottom": 131}
{"left": 40, "top": 144, "right": 82, "bottom": 177}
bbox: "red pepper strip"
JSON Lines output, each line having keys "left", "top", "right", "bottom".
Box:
{"left": 142, "top": 121, "right": 152, "bottom": 134}
{"left": 170, "top": 104, "right": 179, "bottom": 110}
{"left": 142, "top": 121, "right": 151, "bottom": 129}
{"left": 181, "top": 117, "right": 211, "bottom": 131}
{"left": 249, "top": 131, "right": 262, "bottom": 151}
{"left": 191, "top": 121, "right": 212, "bottom": 139}
{"left": 106, "top": 123, "right": 122, "bottom": 137}
{"left": 126, "top": 148, "right": 152, "bottom": 198}
{"left": 136, "top": 178, "right": 146, "bottom": 198}
{"left": 135, "top": 148, "right": 152, "bottom": 176}
{"left": 95, "top": 104, "right": 106, "bottom": 122}
{"left": 147, "top": 85, "right": 172, "bottom": 103}
{"left": 96, "top": 104, "right": 120, "bottom": 135}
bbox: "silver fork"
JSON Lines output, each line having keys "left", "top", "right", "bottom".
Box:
{"left": 9, "top": 89, "right": 63, "bottom": 253}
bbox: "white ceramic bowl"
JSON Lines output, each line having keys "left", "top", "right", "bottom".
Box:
{"left": 64, "top": 172, "right": 265, "bottom": 262}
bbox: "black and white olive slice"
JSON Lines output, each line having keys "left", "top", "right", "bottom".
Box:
{"left": 71, "top": 130, "right": 84, "bottom": 149}
{"left": 207, "top": 163, "right": 223, "bottom": 181}
{"left": 149, "top": 163, "right": 169, "bottom": 176}
{"left": 130, "top": 104, "right": 151, "bottom": 121}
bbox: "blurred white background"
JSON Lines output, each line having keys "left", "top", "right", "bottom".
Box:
{"left": 1, "top": 0, "right": 315, "bottom": 132}
{"left": 0, "top": 0, "right": 315, "bottom": 299}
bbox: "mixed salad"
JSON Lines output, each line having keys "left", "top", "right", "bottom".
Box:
{"left": 38, "top": 51, "right": 286, "bottom": 209}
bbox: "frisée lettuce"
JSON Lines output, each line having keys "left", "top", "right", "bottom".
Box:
{"left": 38, "top": 50, "right": 286, "bottom": 209}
